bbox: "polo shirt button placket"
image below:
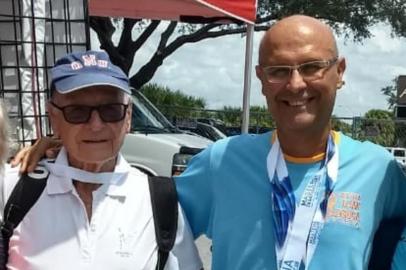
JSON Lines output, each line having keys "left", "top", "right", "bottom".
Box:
{"left": 86, "top": 193, "right": 102, "bottom": 262}
{"left": 82, "top": 247, "right": 92, "bottom": 263}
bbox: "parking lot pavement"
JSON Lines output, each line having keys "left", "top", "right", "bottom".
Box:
{"left": 196, "top": 236, "right": 212, "bottom": 269}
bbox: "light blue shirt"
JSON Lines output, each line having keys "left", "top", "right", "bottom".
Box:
{"left": 176, "top": 131, "right": 406, "bottom": 270}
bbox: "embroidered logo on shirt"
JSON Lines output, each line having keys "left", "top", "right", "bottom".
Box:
{"left": 326, "top": 192, "right": 361, "bottom": 228}
{"left": 115, "top": 228, "right": 134, "bottom": 258}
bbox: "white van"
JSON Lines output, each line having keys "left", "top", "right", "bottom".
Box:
{"left": 121, "top": 90, "right": 213, "bottom": 177}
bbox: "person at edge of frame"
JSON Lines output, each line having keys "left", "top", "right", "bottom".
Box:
{"left": 1, "top": 50, "right": 202, "bottom": 270}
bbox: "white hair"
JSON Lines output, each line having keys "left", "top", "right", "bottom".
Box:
{"left": 0, "top": 99, "right": 9, "bottom": 168}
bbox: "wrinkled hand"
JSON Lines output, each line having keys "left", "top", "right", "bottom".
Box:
{"left": 10, "top": 137, "right": 62, "bottom": 173}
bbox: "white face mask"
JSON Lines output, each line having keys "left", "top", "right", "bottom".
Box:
{"left": 44, "top": 161, "right": 128, "bottom": 185}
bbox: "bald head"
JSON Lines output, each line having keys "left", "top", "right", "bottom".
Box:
{"left": 258, "top": 15, "right": 338, "bottom": 65}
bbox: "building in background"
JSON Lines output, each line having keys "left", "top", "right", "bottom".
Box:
{"left": 396, "top": 75, "right": 406, "bottom": 119}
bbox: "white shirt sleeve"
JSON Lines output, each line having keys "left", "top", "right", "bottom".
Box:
{"left": 165, "top": 205, "right": 203, "bottom": 270}
{"left": 0, "top": 164, "right": 20, "bottom": 221}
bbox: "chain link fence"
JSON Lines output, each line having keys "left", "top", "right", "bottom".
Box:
{"left": 0, "top": 0, "right": 89, "bottom": 154}
{"left": 156, "top": 105, "right": 406, "bottom": 147}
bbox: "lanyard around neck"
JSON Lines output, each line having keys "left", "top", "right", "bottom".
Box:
{"left": 267, "top": 133, "right": 339, "bottom": 270}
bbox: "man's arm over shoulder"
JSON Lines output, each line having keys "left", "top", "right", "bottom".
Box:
{"left": 175, "top": 145, "right": 215, "bottom": 239}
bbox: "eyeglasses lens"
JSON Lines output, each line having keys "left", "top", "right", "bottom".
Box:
{"left": 63, "top": 104, "right": 127, "bottom": 124}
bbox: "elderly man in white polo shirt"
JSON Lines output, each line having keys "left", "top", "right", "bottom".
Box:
{"left": 0, "top": 51, "right": 202, "bottom": 270}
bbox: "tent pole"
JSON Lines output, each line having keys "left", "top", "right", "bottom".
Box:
{"left": 241, "top": 23, "right": 254, "bottom": 134}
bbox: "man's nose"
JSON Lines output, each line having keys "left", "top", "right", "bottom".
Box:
{"left": 87, "top": 109, "right": 105, "bottom": 129}
{"left": 286, "top": 69, "right": 307, "bottom": 93}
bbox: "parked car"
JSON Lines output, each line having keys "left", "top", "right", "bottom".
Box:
{"left": 196, "top": 118, "right": 228, "bottom": 135}
{"left": 386, "top": 147, "right": 406, "bottom": 167}
{"left": 121, "top": 90, "right": 212, "bottom": 176}
{"left": 224, "top": 126, "right": 272, "bottom": 136}
{"left": 179, "top": 121, "right": 227, "bottom": 141}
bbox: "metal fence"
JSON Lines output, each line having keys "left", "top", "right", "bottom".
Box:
{"left": 0, "top": 0, "right": 89, "bottom": 153}
{"left": 157, "top": 105, "right": 406, "bottom": 147}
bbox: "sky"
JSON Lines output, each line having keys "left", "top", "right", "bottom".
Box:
{"left": 95, "top": 22, "right": 406, "bottom": 118}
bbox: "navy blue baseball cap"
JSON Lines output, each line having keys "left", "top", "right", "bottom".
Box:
{"left": 51, "top": 50, "right": 131, "bottom": 95}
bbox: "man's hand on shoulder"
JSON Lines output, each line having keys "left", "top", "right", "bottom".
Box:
{"left": 10, "top": 137, "right": 62, "bottom": 173}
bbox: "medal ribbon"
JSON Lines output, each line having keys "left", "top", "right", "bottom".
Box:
{"left": 267, "top": 133, "right": 339, "bottom": 269}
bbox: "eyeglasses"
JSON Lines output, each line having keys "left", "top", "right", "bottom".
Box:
{"left": 261, "top": 58, "right": 338, "bottom": 83}
{"left": 50, "top": 102, "right": 129, "bottom": 124}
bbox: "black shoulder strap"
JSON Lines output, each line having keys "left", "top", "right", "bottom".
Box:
{"left": 369, "top": 218, "right": 405, "bottom": 270}
{"left": 148, "top": 176, "right": 178, "bottom": 270}
{"left": 0, "top": 165, "right": 49, "bottom": 266}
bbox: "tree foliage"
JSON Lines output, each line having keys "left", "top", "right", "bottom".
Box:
{"left": 358, "top": 109, "right": 395, "bottom": 146}
{"left": 90, "top": 0, "right": 406, "bottom": 90}
{"left": 140, "top": 83, "right": 206, "bottom": 120}
{"left": 141, "top": 83, "right": 206, "bottom": 108}
{"left": 140, "top": 84, "right": 274, "bottom": 128}
{"left": 381, "top": 78, "right": 397, "bottom": 110}
{"left": 331, "top": 117, "right": 352, "bottom": 136}
{"left": 217, "top": 106, "right": 242, "bottom": 126}
{"left": 249, "top": 105, "right": 275, "bottom": 129}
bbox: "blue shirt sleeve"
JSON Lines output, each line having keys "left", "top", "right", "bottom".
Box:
{"left": 175, "top": 146, "right": 215, "bottom": 239}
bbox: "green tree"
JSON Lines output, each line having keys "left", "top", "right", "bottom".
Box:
{"left": 140, "top": 83, "right": 206, "bottom": 120}
{"left": 217, "top": 106, "right": 242, "bottom": 126}
{"left": 250, "top": 105, "right": 274, "bottom": 129}
{"left": 381, "top": 78, "right": 397, "bottom": 110}
{"left": 213, "top": 105, "right": 275, "bottom": 128}
{"left": 331, "top": 116, "right": 352, "bottom": 136}
{"left": 90, "top": 0, "right": 406, "bottom": 90}
{"left": 358, "top": 109, "right": 395, "bottom": 146}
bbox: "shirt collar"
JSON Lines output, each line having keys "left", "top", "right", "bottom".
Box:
{"left": 270, "top": 130, "right": 341, "bottom": 164}
{"left": 46, "top": 147, "right": 132, "bottom": 197}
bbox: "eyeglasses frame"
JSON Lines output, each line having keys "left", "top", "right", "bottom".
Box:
{"left": 50, "top": 101, "right": 129, "bottom": 124}
{"left": 261, "top": 57, "right": 339, "bottom": 84}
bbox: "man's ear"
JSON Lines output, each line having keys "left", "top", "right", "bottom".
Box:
{"left": 255, "top": 65, "right": 263, "bottom": 81}
{"left": 336, "top": 57, "right": 346, "bottom": 88}
{"left": 255, "top": 65, "right": 269, "bottom": 96}
{"left": 47, "top": 102, "right": 60, "bottom": 137}
{"left": 125, "top": 103, "right": 132, "bottom": 133}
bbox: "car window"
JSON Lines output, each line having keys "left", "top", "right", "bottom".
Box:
{"left": 394, "top": 149, "right": 405, "bottom": 157}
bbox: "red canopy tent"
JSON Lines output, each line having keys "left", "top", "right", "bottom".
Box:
{"left": 89, "top": 0, "right": 258, "bottom": 132}
{"left": 89, "top": 0, "right": 256, "bottom": 24}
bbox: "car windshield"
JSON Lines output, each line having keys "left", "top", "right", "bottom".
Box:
{"left": 131, "top": 91, "right": 178, "bottom": 134}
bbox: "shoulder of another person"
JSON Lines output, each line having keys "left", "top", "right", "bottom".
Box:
{"left": 210, "top": 131, "right": 270, "bottom": 152}
{"left": 362, "top": 141, "right": 394, "bottom": 162}
{"left": 125, "top": 166, "right": 151, "bottom": 190}
{"left": 3, "top": 163, "right": 21, "bottom": 193}
{"left": 127, "top": 166, "right": 149, "bottom": 179}
{"left": 3, "top": 160, "right": 50, "bottom": 200}
{"left": 342, "top": 135, "right": 393, "bottom": 160}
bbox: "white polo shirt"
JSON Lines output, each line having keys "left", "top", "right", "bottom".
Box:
{"left": 0, "top": 149, "right": 202, "bottom": 270}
